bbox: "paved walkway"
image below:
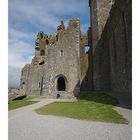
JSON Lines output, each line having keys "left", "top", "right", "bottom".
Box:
{"left": 9, "top": 98, "right": 131, "bottom": 140}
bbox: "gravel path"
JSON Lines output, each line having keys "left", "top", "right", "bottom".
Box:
{"left": 9, "top": 98, "right": 131, "bottom": 140}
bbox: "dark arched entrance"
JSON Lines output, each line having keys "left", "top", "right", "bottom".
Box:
{"left": 57, "top": 77, "right": 66, "bottom": 91}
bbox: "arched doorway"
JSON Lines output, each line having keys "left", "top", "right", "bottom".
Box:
{"left": 57, "top": 77, "right": 66, "bottom": 91}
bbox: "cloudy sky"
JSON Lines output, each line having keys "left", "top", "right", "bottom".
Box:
{"left": 8, "top": 0, "right": 90, "bottom": 87}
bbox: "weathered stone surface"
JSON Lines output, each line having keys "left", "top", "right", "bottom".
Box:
{"left": 89, "top": 0, "right": 132, "bottom": 97}
{"left": 89, "top": 0, "right": 112, "bottom": 50}
{"left": 8, "top": 88, "right": 26, "bottom": 101}
{"left": 20, "top": 19, "right": 81, "bottom": 98}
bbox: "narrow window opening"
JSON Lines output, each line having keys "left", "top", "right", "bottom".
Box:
{"left": 60, "top": 50, "right": 64, "bottom": 56}
{"left": 84, "top": 45, "right": 90, "bottom": 54}
{"left": 56, "top": 34, "right": 58, "bottom": 41}
{"left": 40, "top": 77, "right": 44, "bottom": 96}
{"left": 46, "top": 39, "right": 49, "bottom": 45}
{"left": 35, "top": 41, "right": 39, "bottom": 46}
{"left": 35, "top": 47, "right": 40, "bottom": 51}
{"left": 40, "top": 50, "right": 45, "bottom": 56}
{"left": 40, "top": 32, "right": 43, "bottom": 39}
{"left": 85, "top": 77, "right": 88, "bottom": 82}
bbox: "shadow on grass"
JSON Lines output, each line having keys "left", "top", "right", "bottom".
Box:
{"left": 13, "top": 95, "right": 27, "bottom": 100}
{"left": 78, "top": 91, "right": 119, "bottom": 106}
{"left": 36, "top": 91, "right": 128, "bottom": 124}
{"left": 9, "top": 96, "right": 38, "bottom": 111}
{"left": 79, "top": 91, "right": 132, "bottom": 109}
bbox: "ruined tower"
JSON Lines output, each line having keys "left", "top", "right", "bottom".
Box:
{"left": 20, "top": 19, "right": 81, "bottom": 98}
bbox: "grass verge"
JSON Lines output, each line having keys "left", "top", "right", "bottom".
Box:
{"left": 36, "top": 92, "right": 128, "bottom": 124}
{"left": 8, "top": 96, "right": 38, "bottom": 110}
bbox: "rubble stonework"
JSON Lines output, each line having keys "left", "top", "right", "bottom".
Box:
{"left": 20, "top": 19, "right": 81, "bottom": 98}
{"left": 8, "top": 88, "right": 25, "bottom": 101}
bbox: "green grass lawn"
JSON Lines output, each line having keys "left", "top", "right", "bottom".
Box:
{"left": 36, "top": 92, "right": 128, "bottom": 124}
{"left": 8, "top": 96, "right": 38, "bottom": 110}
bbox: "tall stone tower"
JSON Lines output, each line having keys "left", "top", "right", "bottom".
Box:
{"left": 20, "top": 19, "right": 81, "bottom": 98}
{"left": 89, "top": 0, "right": 113, "bottom": 51}
{"left": 89, "top": 0, "right": 132, "bottom": 99}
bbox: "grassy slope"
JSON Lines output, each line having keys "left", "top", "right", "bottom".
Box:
{"left": 8, "top": 96, "right": 38, "bottom": 110}
{"left": 36, "top": 92, "right": 128, "bottom": 124}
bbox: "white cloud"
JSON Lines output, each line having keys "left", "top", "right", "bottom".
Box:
{"left": 9, "top": 0, "right": 89, "bottom": 31}
{"left": 8, "top": 28, "right": 34, "bottom": 87}
{"left": 9, "top": 28, "right": 32, "bottom": 40}
{"left": 9, "top": 28, "right": 34, "bottom": 68}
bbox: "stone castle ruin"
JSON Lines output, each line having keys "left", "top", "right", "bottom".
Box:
{"left": 20, "top": 19, "right": 81, "bottom": 98}
{"left": 9, "top": 0, "right": 131, "bottom": 102}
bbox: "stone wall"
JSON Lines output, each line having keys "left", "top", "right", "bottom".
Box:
{"left": 20, "top": 19, "right": 81, "bottom": 98}
{"left": 89, "top": 0, "right": 112, "bottom": 51}
{"left": 89, "top": 0, "right": 132, "bottom": 96}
